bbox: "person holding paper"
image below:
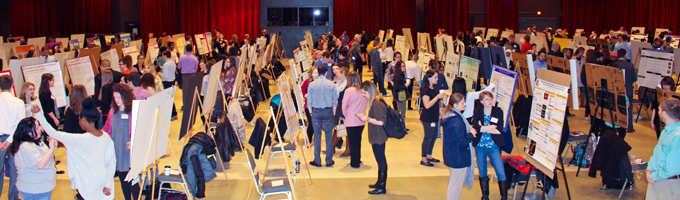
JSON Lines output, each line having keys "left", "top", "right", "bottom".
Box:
{"left": 419, "top": 70, "right": 446, "bottom": 167}
{"left": 32, "top": 98, "right": 116, "bottom": 200}
{"left": 646, "top": 98, "right": 680, "bottom": 200}
{"left": 0, "top": 75, "right": 25, "bottom": 200}
{"left": 471, "top": 91, "right": 508, "bottom": 200}
{"left": 10, "top": 118, "right": 57, "bottom": 200}
{"left": 442, "top": 93, "right": 478, "bottom": 200}
{"left": 38, "top": 74, "right": 59, "bottom": 129}
{"left": 355, "top": 81, "right": 388, "bottom": 195}
{"left": 102, "top": 84, "right": 139, "bottom": 200}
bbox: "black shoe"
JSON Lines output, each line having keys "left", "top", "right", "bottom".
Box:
{"left": 74, "top": 192, "right": 84, "bottom": 200}
{"left": 408, "top": 107, "right": 414, "bottom": 110}
{"left": 326, "top": 161, "right": 335, "bottom": 167}
{"left": 55, "top": 160, "right": 61, "bottom": 165}
{"left": 479, "top": 177, "right": 490, "bottom": 200}
{"left": 498, "top": 180, "right": 509, "bottom": 200}
{"left": 406, "top": 128, "right": 410, "bottom": 132}
{"left": 368, "top": 169, "right": 387, "bottom": 194}
{"left": 420, "top": 161, "right": 434, "bottom": 167}
{"left": 309, "top": 161, "right": 322, "bottom": 167}
{"left": 427, "top": 158, "right": 441, "bottom": 163}
{"left": 56, "top": 170, "right": 65, "bottom": 174}
{"left": 336, "top": 138, "right": 343, "bottom": 149}
{"left": 627, "top": 128, "right": 636, "bottom": 133}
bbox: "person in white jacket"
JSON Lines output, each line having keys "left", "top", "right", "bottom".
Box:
{"left": 32, "top": 98, "right": 116, "bottom": 200}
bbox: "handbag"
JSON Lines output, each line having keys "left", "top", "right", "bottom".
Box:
{"left": 398, "top": 90, "right": 407, "bottom": 101}
{"left": 336, "top": 119, "right": 347, "bottom": 137}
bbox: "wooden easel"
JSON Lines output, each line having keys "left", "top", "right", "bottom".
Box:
{"left": 136, "top": 107, "right": 194, "bottom": 200}
{"left": 193, "top": 88, "right": 231, "bottom": 184}
{"left": 267, "top": 105, "right": 312, "bottom": 189}
{"left": 576, "top": 78, "right": 618, "bottom": 177}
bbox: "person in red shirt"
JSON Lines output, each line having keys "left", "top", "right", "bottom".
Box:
{"left": 520, "top": 35, "right": 532, "bottom": 54}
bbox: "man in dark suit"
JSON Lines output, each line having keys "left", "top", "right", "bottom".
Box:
{"left": 613, "top": 49, "right": 637, "bottom": 133}
{"left": 548, "top": 43, "right": 563, "bottom": 57}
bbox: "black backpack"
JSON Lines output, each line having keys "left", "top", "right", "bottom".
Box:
{"left": 378, "top": 99, "right": 406, "bottom": 139}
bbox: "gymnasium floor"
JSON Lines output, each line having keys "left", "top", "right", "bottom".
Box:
{"left": 2, "top": 59, "right": 654, "bottom": 199}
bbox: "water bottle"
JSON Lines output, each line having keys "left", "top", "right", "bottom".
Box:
{"left": 630, "top": 155, "right": 640, "bottom": 179}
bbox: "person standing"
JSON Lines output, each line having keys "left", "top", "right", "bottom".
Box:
{"left": 646, "top": 98, "right": 680, "bottom": 200}
{"left": 102, "top": 84, "right": 140, "bottom": 200}
{"left": 178, "top": 44, "right": 199, "bottom": 106}
{"left": 63, "top": 85, "right": 88, "bottom": 134}
{"left": 392, "top": 61, "right": 408, "bottom": 121}
{"left": 419, "top": 70, "right": 446, "bottom": 167}
{"left": 306, "top": 65, "right": 338, "bottom": 167}
{"left": 159, "top": 51, "right": 178, "bottom": 120}
{"left": 38, "top": 74, "right": 59, "bottom": 129}
{"left": 11, "top": 118, "right": 57, "bottom": 200}
{"left": 404, "top": 55, "right": 420, "bottom": 110}
{"left": 314, "top": 51, "right": 335, "bottom": 79}
{"left": 349, "top": 34, "right": 363, "bottom": 76}
{"left": 369, "top": 38, "right": 387, "bottom": 96}
{"left": 442, "top": 93, "right": 478, "bottom": 200}
{"left": 355, "top": 81, "right": 389, "bottom": 195}
{"left": 333, "top": 67, "right": 349, "bottom": 157}
{"left": 613, "top": 49, "right": 637, "bottom": 133}
{"left": 0, "top": 75, "right": 25, "bottom": 200}
{"left": 471, "top": 91, "right": 508, "bottom": 200}
{"left": 342, "top": 72, "right": 367, "bottom": 168}
{"left": 19, "top": 82, "right": 42, "bottom": 118}
{"left": 340, "top": 30, "right": 349, "bottom": 46}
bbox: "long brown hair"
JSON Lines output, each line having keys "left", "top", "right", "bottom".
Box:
{"left": 69, "top": 85, "right": 88, "bottom": 114}
{"left": 445, "top": 93, "right": 466, "bottom": 115}
{"left": 361, "top": 81, "right": 380, "bottom": 107}
{"left": 112, "top": 83, "right": 134, "bottom": 114}
{"left": 346, "top": 71, "right": 362, "bottom": 90}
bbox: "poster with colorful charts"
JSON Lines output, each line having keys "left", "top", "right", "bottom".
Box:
{"left": 489, "top": 65, "right": 518, "bottom": 132}
{"left": 459, "top": 56, "right": 480, "bottom": 92}
{"left": 22, "top": 61, "right": 68, "bottom": 107}
{"left": 120, "top": 33, "right": 131, "bottom": 48}
{"left": 443, "top": 51, "right": 460, "bottom": 87}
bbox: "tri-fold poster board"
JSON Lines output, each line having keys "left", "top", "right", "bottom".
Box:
{"left": 512, "top": 52, "right": 532, "bottom": 97}
{"left": 459, "top": 55, "right": 480, "bottom": 92}
{"left": 585, "top": 63, "right": 628, "bottom": 128}
{"left": 21, "top": 61, "right": 68, "bottom": 108}
{"left": 489, "top": 66, "right": 518, "bottom": 132}
{"left": 64, "top": 56, "right": 96, "bottom": 96}
{"left": 524, "top": 68, "right": 571, "bottom": 178}
{"left": 443, "top": 51, "right": 460, "bottom": 87}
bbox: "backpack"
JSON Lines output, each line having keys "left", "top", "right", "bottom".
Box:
{"left": 378, "top": 99, "right": 406, "bottom": 139}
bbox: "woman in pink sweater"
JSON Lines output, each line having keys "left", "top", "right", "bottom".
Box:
{"left": 342, "top": 71, "right": 368, "bottom": 168}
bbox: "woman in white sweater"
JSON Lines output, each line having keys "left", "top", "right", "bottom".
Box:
{"left": 32, "top": 98, "right": 116, "bottom": 200}
{"left": 10, "top": 117, "right": 57, "bottom": 199}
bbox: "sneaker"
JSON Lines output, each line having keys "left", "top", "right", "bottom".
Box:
{"left": 580, "top": 116, "right": 589, "bottom": 121}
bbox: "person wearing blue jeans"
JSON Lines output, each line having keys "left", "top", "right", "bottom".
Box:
{"left": 306, "top": 65, "right": 338, "bottom": 167}
{"left": 471, "top": 91, "right": 508, "bottom": 200}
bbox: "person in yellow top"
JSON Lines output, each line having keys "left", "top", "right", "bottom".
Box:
{"left": 366, "top": 35, "right": 376, "bottom": 71}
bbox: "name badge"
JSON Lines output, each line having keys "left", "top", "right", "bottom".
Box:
{"left": 431, "top": 122, "right": 436, "bottom": 127}
{"left": 490, "top": 117, "right": 498, "bottom": 123}
{"left": 121, "top": 114, "right": 129, "bottom": 119}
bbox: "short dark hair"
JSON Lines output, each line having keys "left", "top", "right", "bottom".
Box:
{"left": 620, "top": 34, "right": 628, "bottom": 41}
{"left": 661, "top": 76, "right": 676, "bottom": 91}
{"left": 0, "top": 75, "right": 13, "bottom": 91}
{"left": 537, "top": 49, "right": 547, "bottom": 56}
{"left": 162, "top": 50, "right": 171, "bottom": 58}
{"left": 322, "top": 51, "right": 331, "bottom": 58}
{"left": 185, "top": 44, "right": 193, "bottom": 52}
{"left": 125, "top": 72, "right": 142, "bottom": 87}
{"left": 660, "top": 98, "right": 680, "bottom": 120}
{"left": 617, "top": 49, "right": 627, "bottom": 58}
{"left": 317, "top": 65, "right": 328, "bottom": 75}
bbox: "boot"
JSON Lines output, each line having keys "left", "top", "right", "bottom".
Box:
{"left": 339, "top": 138, "right": 351, "bottom": 157}
{"left": 498, "top": 180, "right": 509, "bottom": 200}
{"left": 369, "top": 170, "right": 387, "bottom": 195}
{"left": 479, "top": 177, "right": 490, "bottom": 200}
{"left": 368, "top": 170, "right": 382, "bottom": 188}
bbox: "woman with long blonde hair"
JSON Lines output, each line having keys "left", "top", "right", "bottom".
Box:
{"left": 19, "top": 82, "right": 41, "bottom": 117}
{"left": 356, "top": 81, "right": 389, "bottom": 195}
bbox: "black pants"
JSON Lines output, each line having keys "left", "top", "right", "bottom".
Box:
{"left": 654, "top": 111, "right": 661, "bottom": 139}
{"left": 162, "top": 81, "right": 178, "bottom": 117}
{"left": 353, "top": 59, "right": 363, "bottom": 76}
{"left": 347, "top": 126, "right": 365, "bottom": 167}
{"left": 421, "top": 120, "right": 438, "bottom": 157}
{"left": 305, "top": 107, "right": 314, "bottom": 142}
{"left": 372, "top": 143, "right": 387, "bottom": 170}
{"left": 407, "top": 78, "right": 414, "bottom": 108}
{"left": 373, "top": 70, "right": 386, "bottom": 94}
{"left": 117, "top": 171, "right": 140, "bottom": 200}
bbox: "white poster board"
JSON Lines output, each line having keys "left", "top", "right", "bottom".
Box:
{"left": 100, "top": 49, "right": 121, "bottom": 72}
{"left": 473, "top": 27, "right": 486, "bottom": 36}
{"left": 489, "top": 65, "right": 518, "bottom": 132}
{"left": 385, "top": 29, "right": 394, "bottom": 42}
{"left": 435, "top": 37, "right": 445, "bottom": 60}
{"left": 22, "top": 62, "right": 68, "bottom": 107}
{"left": 395, "top": 35, "right": 407, "bottom": 56}
{"left": 0, "top": 47, "right": 6, "bottom": 69}
{"left": 525, "top": 77, "right": 569, "bottom": 177}
{"left": 276, "top": 75, "right": 300, "bottom": 135}
{"left": 126, "top": 86, "right": 175, "bottom": 181}
{"left": 486, "top": 28, "right": 499, "bottom": 41}
{"left": 123, "top": 46, "right": 140, "bottom": 66}
{"left": 655, "top": 28, "right": 669, "bottom": 38}
{"left": 631, "top": 40, "right": 652, "bottom": 67}
{"left": 299, "top": 40, "right": 312, "bottom": 71}
{"left": 53, "top": 51, "right": 75, "bottom": 84}
{"left": 120, "top": 33, "right": 132, "bottom": 47}
{"left": 194, "top": 34, "right": 209, "bottom": 55}
{"left": 378, "top": 30, "right": 385, "bottom": 44}
{"left": 202, "top": 60, "right": 223, "bottom": 115}
{"left": 104, "top": 35, "right": 116, "bottom": 45}
{"left": 403, "top": 28, "right": 415, "bottom": 50}
{"left": 443, "top": 51, "right": 460, "bottom": 87}
{"left": 459, "top": 56, "right": 480, "bottom": 92}
{"left": 145, "top": 43, "right": 159, "bottom": 65}
{"left": 631, "top": 27, "right": 645, "bottom": 34}
{"left": 574, "top": 29, "right": 584, "bottom": 36}
{"left": 27, "top": 37, "right": 46, "bottom": 50}
{"left": 637, "top": 49, "right": 674, "bottom": 89}
{"left": 131, "top": 40, "right": 143, "bottom": 55}
{"left": 500, "top": 30, "right": 514, "bottom": 40}
{"left": 65, "top": 56, "right": 96, "bottom": 96}
{"left": 9, "top": 57, "right": 46, "bottom": 93}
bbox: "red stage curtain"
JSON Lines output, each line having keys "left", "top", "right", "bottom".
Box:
{"left": 141, "top": 0, "right": 178, "bottom": 44}
{"left": 10, "top": 0, "right": 111, "bottom": 37}
{"left": 562, "top": 0, "right": 680, "bottom": 35}
{"left": 487, "top": 0, "right": 519, "bottom": 33}
{"left": 333, "top": 0, "right": 417, "bottom": 38}
{"left": 178, "top": 0, "right": 260, "bottom": 42}
{"left": 424, "top": 0, "right": 469, "bottom": 37}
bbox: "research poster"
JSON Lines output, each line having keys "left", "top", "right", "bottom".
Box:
{"left": 486, "top": 28, "right": 499, "bottom": 41}
{"left": 489, "top": 66, "right": 518, "bottom": 132}
{"left": 146, "top": 43, "right": 159, "bottom": 65}
{"left": 277, "top": 75, "right": 300, "bottom": 135}
{"left": 459, "top": 56, "right": 480, "bottom": 92}
{"left": 64, "top": 56, "right": 96, "bottom": 96}
{"left": 385, "top": 29, "right": 394, "bottom": 42}
{"left": 22, "top": 62, "right": 68, "bottom": 107}
{"left": 525, "top": 78, "right": 569, "bottom": 172}
{"left": 100, "top": 49, "right": 121, "bottom": 72}
{"left": 444, "top": 51, "right": 460, "bottom": 87}
{"left": 395, "top": 35, "right": 407, "bottom": 57}
{"left": 637, "top": 49, "right": 673, "bottom": 89}
{"left": 378, "top": 30, "right": 385, "bottom": 44}
{"left": 123, "top": 46, "right": 140, "bottom": 66}
{"left": 194, "top": 34, "right": 209, "bottom": 55}
{"left": 120, "top": 33, "right": 131, "bottom": 47}
{"left": 13, "top": 45, "right": 36, "bottom": 59}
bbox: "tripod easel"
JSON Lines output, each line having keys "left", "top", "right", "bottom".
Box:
{"left": 576, "top": 78, "right": 618, "bottom": 177}
{"left": 520, "top": 154, "right": 572, "bottom": 200}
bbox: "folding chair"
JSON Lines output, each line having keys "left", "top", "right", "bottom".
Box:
{"left": 246, "top": 149, "right": 293, "bottom": 200}
{"left": 157, "top": 174, "right": 191, "bottom": 200}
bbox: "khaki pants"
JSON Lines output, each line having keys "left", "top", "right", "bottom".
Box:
{"left": 447, "top": 167, "right": 468, "bottom": 200}
{"left": 646, "top": 178, "right": 680, "bottom": 200}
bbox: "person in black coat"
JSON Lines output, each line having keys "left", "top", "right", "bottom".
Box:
{"left": 470, "top": 91, "right": 508, "bottom": 200}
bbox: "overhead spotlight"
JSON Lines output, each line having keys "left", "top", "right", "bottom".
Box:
{"left": 537, "top": 11, "right": 542, "bottom": 16}
{"left": 314, "top": 10, "right": 321, "bottom": 16}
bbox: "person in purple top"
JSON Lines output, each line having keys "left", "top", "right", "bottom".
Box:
{"left": 178, "top": 44, "right": 199, "bottom": 75}
{"left": 122, "top": 72, "right": 153, "bottom": 100}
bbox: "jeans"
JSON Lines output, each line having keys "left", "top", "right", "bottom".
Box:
{"left": 475, "top": 145, "right": 506, "bottom": 181}
{"left": 347, "top": 126, "right": 365, "bottom": 167}
{"left": 372, "top": 143, "right": 387, "bottom": 170}
{"left": 0, "top": 135, "right": 18, "bottom": 200}
{"left": 18, "top": 191, "right": 51, "bottom": 200}
{"left": 373, "top": 70, "right": 386, "bottom": 94}
{"left": 421, "top": 120, "right": 438, "bottom": 157}
{"left": 162, "top": 81, "right": 178, "bottom": 117}
{"left": 312, "top": 108, "right": 334, "bottom": 164}
{"left": 116, "top": 171, "right": 140, "bottom": 200}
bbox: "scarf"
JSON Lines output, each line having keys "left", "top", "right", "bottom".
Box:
{"left": 453, "top": 107, "right": 475, "bottom": 189}
{"left": 505, "top": 49, "right": 513, "bottom": 67}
